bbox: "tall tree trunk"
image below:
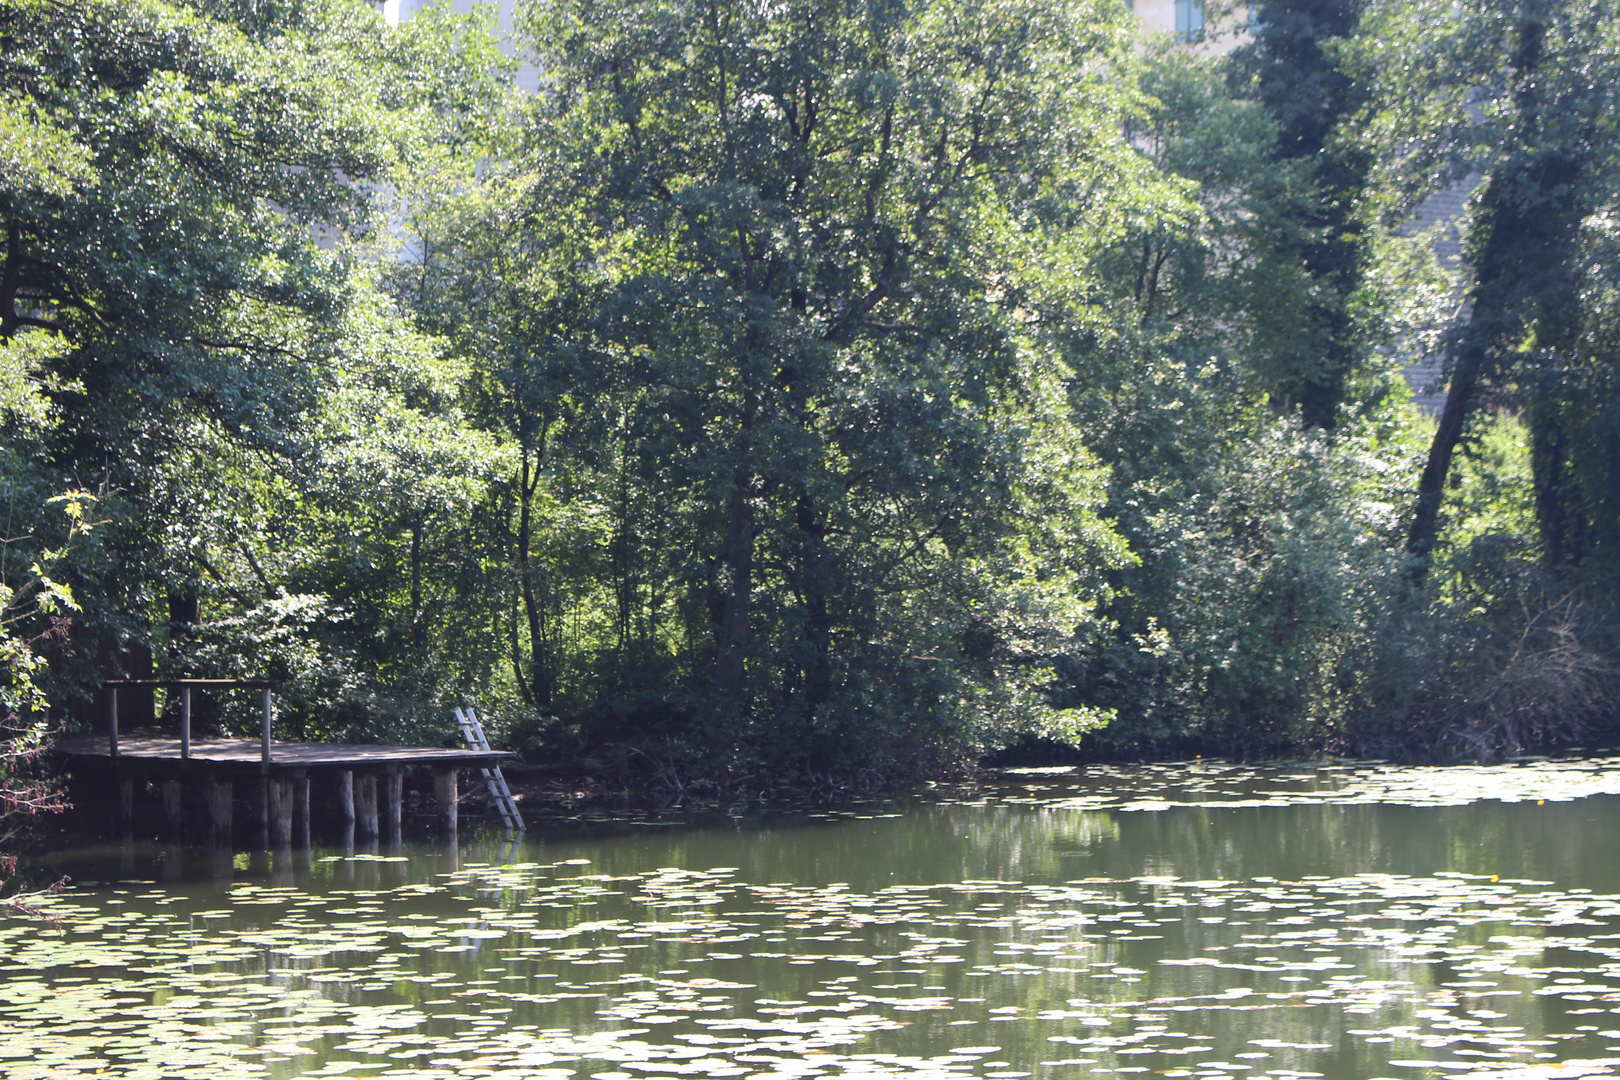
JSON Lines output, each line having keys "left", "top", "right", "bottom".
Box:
{"left": 508, "top": 593, "right": 532, "bottom": 709}
{"left": 612, "top": 435, "right": 635, "bottom": 667}
{"left": 1406, "top": 6, "right": 1583, "bottom": 585}
{"left": 167, "top": 592, "right": 199, "bottom": 651}
{"left": 516, "top": 436, "right": 553, "bottom": 710}
{"left": 795, "top": 493, "right": 832, "bottom": 709}
{"left": 165, "top": 590, "right": 199, "bottom": 728}
{"left": 1, "top": 226, "right": 24, "bottom": 340}
{"left": 714, "top": 316, "right": 765, "bottom": 707}
{"left": 712, "top": 474, "right": 755, "bottom": 703}
{"left": 1406, "top": 337, "right": 1483, "bottom": 581}
{"left": 1529, "top": 390, "right": 1589, "bottom": 570}
{"left": 408, "top": 520, "right": 424, "bottom": 648}
{"left": 1250, "top": 0, "right": 1370, "bottom": 430}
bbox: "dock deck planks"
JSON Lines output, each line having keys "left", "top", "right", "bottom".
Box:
{"left": 55, "top": 734, "right": 510, "bottom": 774}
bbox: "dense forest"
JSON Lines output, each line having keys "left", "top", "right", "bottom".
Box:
{"left": 2, "top": 0, "right": 1618, "bottom": 811}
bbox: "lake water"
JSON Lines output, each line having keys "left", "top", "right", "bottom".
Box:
{"left": 9, "top": 759, "right": 1620, "bottom": 1080}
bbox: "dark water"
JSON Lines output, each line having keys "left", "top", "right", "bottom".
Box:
{"left": 6, "top": 759, "right": 1620, "bottom": 1080}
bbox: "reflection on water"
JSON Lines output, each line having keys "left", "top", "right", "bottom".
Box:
{"left": 9, "top": 760, "right": 1620, "bottom": 1080}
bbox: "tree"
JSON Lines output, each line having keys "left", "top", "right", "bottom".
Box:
{"left": 1230, "top": 0, "right": 1375, "bottom": 429}
{"left": 432, "top": 0, "right": 1183, "bottom": 769}
{"left": 0, "top": 0, "right": 517, "bottom": 735}
{"left": 0, "top": 0, "right": 386, "bottom": 679}
{"left": 1049, "top": 40, "right": 1441, "bottom": 759}
{"left": 1351, "top": 0, "right": 1620, "bottom": 583}
{"left": 0, "top": 489, "right": 89, "bottom": 837}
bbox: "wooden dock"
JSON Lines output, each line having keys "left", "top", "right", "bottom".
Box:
{"left": 56, "top": 679, "right": 515, "bottom": 849}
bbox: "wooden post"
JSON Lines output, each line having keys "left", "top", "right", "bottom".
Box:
{"left": 355, "top": 773, "right": 379, "bottom": 841}
{"left": 271, "top": 846, "right": 294, "bottom": 888}
{"left": 247, "top": 777, "right": 269, "bottom": 850}
{"left": 108, "top": 686, "right": 119, "bottom": 760}
{"left": 118, "top": 777, "right": 134, "bottom": 827}
{"left": 337, "top": 771, "right": 354, "bottom": 826}
{"left": 260, "top": 688, "right": 273, "bottom": 766}
{"left": 294, "top": 776, "right": 310, "bottom": 849}
{"left": 211, "top": 844, "right": 233, "bottom": 886}
{"left": 269, "top": 778, "right": 293, "bottom": 848}
{"left": 433, "top": 767, "right": 458, "bottom": 835}
{"left": 162, "top": 778, "right": 183, "bottom": 839}
{"left": 208, "top": 777, "right": 232, "bottom": 845}
{"left": 383, "top": 770, "right": 403, "bottom": 845}
{"left": 180, "top": 685, "right": 191, "bottom": 760}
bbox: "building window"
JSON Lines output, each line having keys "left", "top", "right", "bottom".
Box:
{"left": 1176, "top": 0, "right": 1204, "bottom": 40}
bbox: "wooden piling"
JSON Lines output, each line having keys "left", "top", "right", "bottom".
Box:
{"left": 337, "top": 770, "right": 354, "bottom": 826}
{"left": 208, "top": 777, "right": 232, "bottom": 845}
{"left": 355, "top": 773, "right": 379, "bottom": 840}
{"left": 294, "top": 776, "right": 311, "bottom": 849}
{"left": 162, "top": 779, "right": 183, "bottom": 839}
{"left": 211, "top": 844, "right": 233, "bottom": 886}
{"left": 180, "top": 685, "right": 191, "bottom": 760}
{"left": 269, "top": 778, "right": 294, "bottom": 848}
{"left": 57, "top": 719, "right": 511, "bottom": 848}
{"left": 261, "top": 687, "right": 273, "bottom": 766}
{"left": 247, "top": 777, "right": 269, "bottom": 850}
{"left": 384, "top": 770, "right": 403, "bottom": 845}
{"left": 271, "top": 847, "right": 294, "bottom": 888}
{"left": 433, "top": 767, "right": 458, "bottom": 834}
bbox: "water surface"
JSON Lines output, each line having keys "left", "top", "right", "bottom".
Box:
{"left": 8, "top": 759, "right": 1620, "bottom": 1080}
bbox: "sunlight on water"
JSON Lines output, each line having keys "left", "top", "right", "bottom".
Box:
{"left": 9, "top": 758, "right": 1620, "bottom": 1080}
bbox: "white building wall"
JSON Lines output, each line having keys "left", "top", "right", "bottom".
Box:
{"left": 1135, "top": 0, "right": 1254, "bottom": 54}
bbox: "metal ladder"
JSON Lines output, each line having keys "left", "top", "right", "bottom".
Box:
{"left": 454, "top": 706, "right": 523, "bottom": 831}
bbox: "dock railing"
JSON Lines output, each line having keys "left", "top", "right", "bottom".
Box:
{"left": 102, "top": 679, "right": 280, "bottom": 769}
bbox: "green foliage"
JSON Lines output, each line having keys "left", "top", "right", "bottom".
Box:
{"left": 2, "top": 0, "right": 1614, "bottom": 785}
{"left": 1228, "top": 0, "right": 1374, "bottom": 428}
{"left": 1522, "top": 217, "right": 1620, "bottom": 578}
{"left": 1348, "top": 0, "right": 1620, "bottom": 582}
{"left": 1441, "top": 411, "right": 1539, "bottom": 580}
{"left": 1061, "top": 339, "right": 1427, "bottom": 757}
{"left": 0, "top": 0, "right": 517, "bottom": 740}
{"left": 1044, "top": 40, "right": 1453, "bottom": 761}
{"left": 414, "top": 0, "right": 1167, "bottom": 771}
{"left": 0, "top": 491, "right": 94, "bottom": 834}
{"left": 1098, "top": 46, "right": 1429, "bottom": 428}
